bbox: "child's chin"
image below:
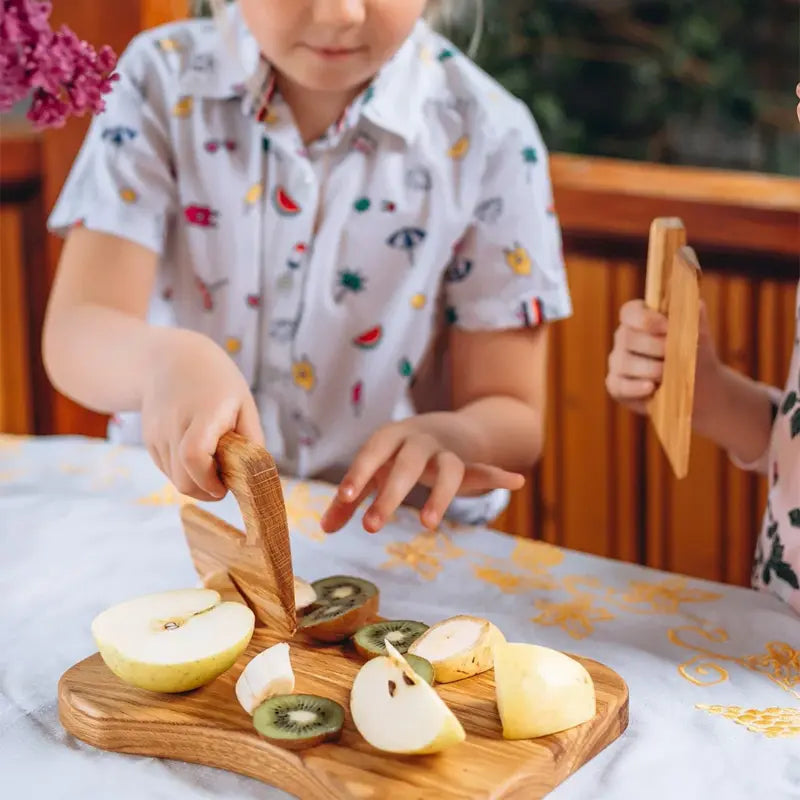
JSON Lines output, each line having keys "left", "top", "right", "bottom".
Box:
{"left": 289, "top": 58, "right": 373, "bottom": 96}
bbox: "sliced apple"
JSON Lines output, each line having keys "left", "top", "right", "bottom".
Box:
{"left": 294, "top": 576, "right": 317, "bottom": 613}
{"left": 349, "top": 640, "right": 466, "bottom": 754}
{"left": 91, "top": 588, "right": 254, "bottom": 693}
{"left": 235, "top": 642, "right": 295, "bottom": 714}
{"left": 407, "top": 614, "right": 505, "bottom": 683}
{"left": 493, "top": 642, "right": 596, "bottom": 739}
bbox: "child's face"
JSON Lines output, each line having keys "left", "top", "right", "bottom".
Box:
{"left": 239, "top": 0, "right": 428, "bottom": 95}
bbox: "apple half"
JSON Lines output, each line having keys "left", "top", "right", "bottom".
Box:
{"left": 91, "top": 588, "right": 255, "bottom": 693}
{"left": 493, "top": 642, "right": 596, "bottom": 739}
{"left": 350, "top": 640, "right": 466, "bottom": 754}
{"left": 407, "top": 615, "right": 506, "bottom": 683}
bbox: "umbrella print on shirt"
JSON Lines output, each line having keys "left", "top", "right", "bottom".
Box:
{"left": 102, "top": 126, "right": 137, "bottom": 147}
{"left": 386, "top": 227, "right": 426, "bottom": 265}
{"left": 475, "top": 197, "right": 504, "bottom": 225}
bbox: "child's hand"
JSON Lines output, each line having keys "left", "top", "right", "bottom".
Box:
{"left": 320, "top": 414, "right": 525, "bottom": 534}
{"left": 140, "top": 333, "right": 265, "bottom": 501}
{"left": 606, "top": 298, "right": 720, "bottom": 418}
{"left": 605, "top": 299, "right": 669, "bottom": 413}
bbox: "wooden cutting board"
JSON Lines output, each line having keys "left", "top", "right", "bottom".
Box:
{"left": 59, "top": 627, "right": 628, "bottom": 799}
{"left": 58, "top": 433, "right": 629, "bottom": 798}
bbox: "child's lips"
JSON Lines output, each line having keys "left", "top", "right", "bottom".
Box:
{"left": 306, "top": 44, "right": 364, "bottom": 59}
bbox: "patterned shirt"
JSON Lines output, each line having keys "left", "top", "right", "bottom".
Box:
{"left": 47, "top": 6, "right": 571, "bottom": 504}
{"left": 748, "top": 279, "right": 800, "bottom": 614}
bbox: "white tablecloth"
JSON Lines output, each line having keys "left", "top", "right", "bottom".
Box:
{"left": 1, "top": 435, "right": 798, "bottom": 799}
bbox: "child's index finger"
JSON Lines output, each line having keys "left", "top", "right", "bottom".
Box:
{"left": 620, "top": 299, "right": 668, "bottom": 335}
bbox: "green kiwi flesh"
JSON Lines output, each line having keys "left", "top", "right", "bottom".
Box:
{"left": 353, "top": 620, "right": 429, "bottom": 658}
{"left": 310, "top": 575, "right": 378, "bottom": 605}
{"left": 253, "top": 694, "right": 344, "bottom": 750}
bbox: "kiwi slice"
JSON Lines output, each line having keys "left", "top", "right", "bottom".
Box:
{"left": 311, "top": 576, "right": 378, "bottom": 605}
{"left": 299, "top": 592, "right": 380, "bottom": 643}
{"left": 405, "top": 654, "right": 435, "bottom": 686}
{"left": 353, "top": 620, "right": 429, "bottom": 659}
{"left": 253, "top": 694, "right": 344, "bottom": 750}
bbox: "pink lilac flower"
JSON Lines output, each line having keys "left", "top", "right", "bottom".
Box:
{"left": 0, "top": 0, "right": 118, "bottom": 129}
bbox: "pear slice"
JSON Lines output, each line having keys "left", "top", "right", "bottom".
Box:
{"left": 294, "top": 577, "right": 317, "bottom": 613}
{"left": 349, "top": 639, "right": 466, "bottom": 754}
{"left": 407, "top": 614, "right": 506, "bottom": 683}
{"left": 235, "top": 642, "right": 295, "bottom": 714}
{"left": 91, "top": 588, "right": 254, "bottom": 693}
{"left": 493, "top": 642, "right": 596, "bottom": 739}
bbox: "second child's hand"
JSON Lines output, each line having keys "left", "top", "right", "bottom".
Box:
{"left": 320, "top": 414, "right": 524, "bottom": 534}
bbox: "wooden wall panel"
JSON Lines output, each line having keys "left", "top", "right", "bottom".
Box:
{"left": 558, "top": 257, "right": 615, "bottom": 556}
{"left": 0, "top": 208, "right": 33, "bottom": 434}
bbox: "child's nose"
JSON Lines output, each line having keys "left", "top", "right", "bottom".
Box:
{"left": 312, "top": 0, "right": 366, "bottom": 26}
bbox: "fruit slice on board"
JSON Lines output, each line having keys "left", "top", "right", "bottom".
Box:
{"left": 408, "top": 614, "right": 506, "bottom": 683}
{"left": 91, "top": 588, "right": 255, "bottom": 693}
{"left": 235, "top": 642, "right": 295, "bottom": 715}
{"left": 353, "top": 620, "right": 428, "bottom": 659}
{"left": 350, "top": 640, "right": 465, "bottom": 754}
{"left": 253, "top": 694, "right": 345, "bottom": 750}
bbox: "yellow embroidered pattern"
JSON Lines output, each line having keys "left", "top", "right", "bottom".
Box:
{"left": 281, "top": 481, "right": 333, "bottom": 543}
{"left": 609, "top": 576, "right": 722, "bottom": 615}
{"left": 697, "top": 705, "right": 800, "bottom": 738}
{"left": 136, "top": 483, "right": 195, "bottom": 506}
{"left": 381, "top": 531, "right": 465, "bottom": 581}
{"left": 531, "top": 592, "right": 616, "bottom": 640}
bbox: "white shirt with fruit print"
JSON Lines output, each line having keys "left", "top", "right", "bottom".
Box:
{"left": 48, "top": 4, "right": 571, "bottom": 523}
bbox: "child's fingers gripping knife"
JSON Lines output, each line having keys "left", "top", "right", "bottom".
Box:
{"left": 605, "top": 299, "right": 669, "bottom": 408}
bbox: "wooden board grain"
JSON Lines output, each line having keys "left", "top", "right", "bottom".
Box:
{"left": 59, "top": 626, "right": 628, "bottom": 800}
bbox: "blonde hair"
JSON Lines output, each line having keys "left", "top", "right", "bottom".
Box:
{"left": 426, "top": 0, "right": 484, "bottom": 58}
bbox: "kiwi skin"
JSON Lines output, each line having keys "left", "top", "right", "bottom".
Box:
{"left": 299, "top": 593, "right": 380, "bottom": 643}
{"left": 253, "top": 694, "right": 344, "bottom": 751}
{"left": 352, "top": 620, "right": 428, "bottom": 660}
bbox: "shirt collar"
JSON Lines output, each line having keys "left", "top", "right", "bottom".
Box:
{"left": 180, "top": 7, "right": 431, "bottom": 145}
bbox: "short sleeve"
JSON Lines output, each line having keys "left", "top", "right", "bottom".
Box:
{"left": 444, "top": 103, "right": 571, "bottom": 331}
{"left": 47, "top": 33, "right": 177, "bottom": 255}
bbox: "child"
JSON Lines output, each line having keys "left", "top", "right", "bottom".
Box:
{"left": 606, "top": 86, "right": 800, "bottom": 614}
{"left": 43, "top": 1, "right": 571, "bottom": 534}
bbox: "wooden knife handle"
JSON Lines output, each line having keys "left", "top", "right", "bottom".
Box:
{"left": 213, "top": 431, "right": 296, "bottom": 624}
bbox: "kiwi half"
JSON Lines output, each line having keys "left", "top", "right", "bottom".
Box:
{"left": 405, "top": 654, "right": 435, "bottom": 685}
{"left": 253, "top": 693, "right": 344, "bottom": 750}
{"left": 311, "top": 576, "right": 377, "bottom": 605}
{"left": 299, "top": 593, "right": 380, "bottom": 643}
{"left": 353, "top": 620, "right": 429, "bottom": 659}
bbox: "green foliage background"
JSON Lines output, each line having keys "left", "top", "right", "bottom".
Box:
{"left": 195, "top": 1, "right": 799, "bottom": 176}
